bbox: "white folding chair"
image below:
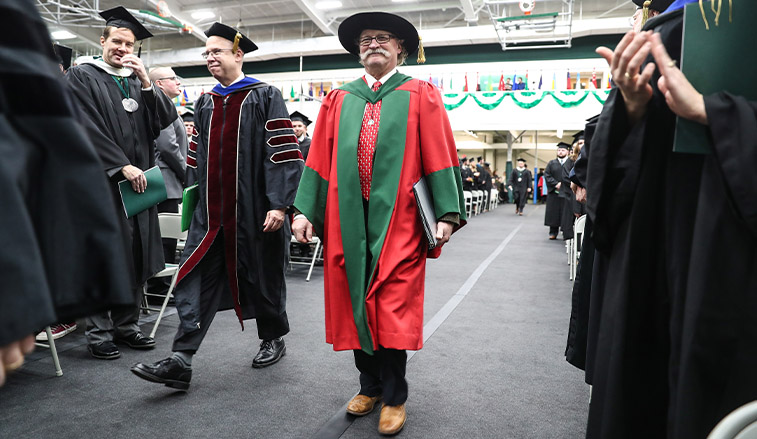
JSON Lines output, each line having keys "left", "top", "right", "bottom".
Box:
{"left": 708, "top": 400, "right": 757, "bottom": 439}
{"left": 570, "top": 215, "right": 587, "bottom": 281}
{"left": 35, "top": 327, "right": 63, "bottom": 377}
{"left": 490, "top": 189, "right": 498, "bottom": 211}
{"left": 147, "top": 213, "right": 188, "bottom": 338}
{"left": 289, "top": 235, "right": 323, "bottom": 282}
{"left": 463, "top": 191, "right": 473, "bottom": 218}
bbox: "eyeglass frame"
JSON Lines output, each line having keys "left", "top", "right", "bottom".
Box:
{"left": 201, "top": 48, "right": 236, "bottom": 59}
{"left": 357, "top": 34, "right": 397, "bottom": 47}
{"left": 156, "top": 76, "right": 182, "bottom": 82}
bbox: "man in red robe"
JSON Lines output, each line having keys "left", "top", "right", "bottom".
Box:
{"left": 292, "top": 12, "right": 466, "bottom": 435}
{"left": 131, "top": 23, "right": 303, "bottom": 390}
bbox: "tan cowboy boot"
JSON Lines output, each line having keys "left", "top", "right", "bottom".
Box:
{"left": 346, "top": 394, "right": 381, "bottom": 416}
{"left": 378, "top": 403, "right": 406, "bottom": 435}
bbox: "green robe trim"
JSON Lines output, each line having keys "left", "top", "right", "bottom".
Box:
{"left": 337, "top": 74, "right": 412, "bottom": 354}
{"left": 426, "top": 166, "right": 468, "bottom": 222}
{"left": 295, "top": 167, "right": 328, "bottom": 237}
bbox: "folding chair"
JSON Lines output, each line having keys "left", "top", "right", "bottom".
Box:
{"left": 290, "top": 236, "right": 323, "bottom": 282}
{"left": 708, "top": 400, "right": 757, "bottom": 439}
{"left": 146, "top": 213, "right": 187, "bottom": 338}
{"left": 570, "top": 215, "right": 587, "bottom": 281}
{"left": 463, "top": 191, "right": 473, "bottom": 218}
{"left": 35, "top": 327, "right": 63, "bottom": 377}
{"left": 490, "top": 189, "right": 498, "bottom": 211}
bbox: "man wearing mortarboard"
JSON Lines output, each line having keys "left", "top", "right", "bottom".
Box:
{"left": 543, "top": 142, "right": 574, "bottom": 240}
{"left": 131, "top": 22, "right": 303, "bottom": 389}
{"left": 508, "top": 158, "right": 533, "bottom": 215}
{"left": 289, "top": 111, "right": 312, "bottom": 161}
{"left": 291, "top": 12, "right": 466, "bottom": 435}
{"left": 66, "top": 6, "right": 177, "bottom": 360}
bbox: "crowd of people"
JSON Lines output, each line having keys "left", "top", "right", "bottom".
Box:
{"left": 3, "top": 0, "right": 755, "bottom": 437}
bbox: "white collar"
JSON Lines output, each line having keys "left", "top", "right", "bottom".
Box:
{"left": 218, "top": 73, "right": 246, "bottom": 88}
{"left": 364, "top": 69, "right": 398, "bottom": 89}
{"left": 298, "top": 133, "right": 307, "bottom": 142}
{"left": 558, "top": 157, "right": 566, "bottom": 164}
{"left": 80, "top": 57, "right": 133, "bottom": 77}
{"left": 516, "top": 166, "right": 525, "bottom": 171}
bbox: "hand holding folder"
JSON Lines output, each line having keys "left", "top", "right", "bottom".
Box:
{"left": 117, "top": 166, "right": 167, "bottom": 218}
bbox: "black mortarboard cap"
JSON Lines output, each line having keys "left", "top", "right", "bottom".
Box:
{"left": 100, "top": 6, "right": 153, "bottom": 40}
{"left": 289, "top": 111, "right": 312, "bottom": 126}
{"left": 338, "top": 12, "right": 419, "bottom": 57}
{"left": 205, "top": 22, "right": 258, "bottom": 53}
{"left": 477, "top": 156, "right": 483, "bottom": 161}
{"left": 631, "top": 0, "right": 674, "bottom": 11}
{"left": 517, "top": 158, "right": 526, "bottom": 162}
{"left": 557, "top": 142, "right": 572, "bottom": 150}
{"left": 572, "top": 130, "right": 585, "bottom": 141}
{"left": 53, "top": 44, "right": 73, "bottom": 70}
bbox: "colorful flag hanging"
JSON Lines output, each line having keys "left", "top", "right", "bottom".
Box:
{"left": 538, "top": 72, "right": 543, "bottom": 90}
{"left": 498, "top": 73, "right": 505, "bottom": 91}
{"left": 566, "top": 70, "right": 572, "bottom": 89}
{"left": 551, "top": 72, "right": 556, "bottom": 90}
{"left": 591, "top": 69, "right": 598, "bottom": 89}
{"left": 524, "top": 71, "right": 529, "bottom": 90}
{"left": 576, "top": 71, "right": 582, "bottom": 89}
{"left": 289, "top": 86, "right": 295, "bottom": 102}
{"left": 463, "top": 74, "right": 468, "bottom": 92}
{"left": 475, "top": 73, "right": 481, "bottom": 91}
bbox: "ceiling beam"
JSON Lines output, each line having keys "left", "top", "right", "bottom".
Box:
{"left": 181, "top": 0, "right": 289, "bottom": 14}
{"left": 291, "top": 0, "right": 336, "bottom": 35}
{"left": 459, "top": 0, "right": 479, "bottom": 23}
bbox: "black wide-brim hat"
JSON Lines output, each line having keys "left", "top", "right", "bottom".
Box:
{"left": 205, "top": 22, "right": 258, "bottom": 53}
{"left": 631, "top": 0, "right": 674, "bottom": 11}
{"left": 338, "top": 12, "right": 419, "bottom": 57}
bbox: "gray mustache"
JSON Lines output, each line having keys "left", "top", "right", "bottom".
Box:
{"left": 360, "top": 48, "right": 391, "bottom": 61}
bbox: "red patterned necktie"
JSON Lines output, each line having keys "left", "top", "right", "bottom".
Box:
{"left": 358, "top": 81, "right": 382, "bottom": 200}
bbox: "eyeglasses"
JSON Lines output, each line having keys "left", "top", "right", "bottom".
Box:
{"left": 201, "top": 48, "right": 234, "bottom": 59}
{"left": 357, "top": 34, "right": 396, "bottom": 47}
{"left": 157, "top": 76, "right": 181, "bottom": 82}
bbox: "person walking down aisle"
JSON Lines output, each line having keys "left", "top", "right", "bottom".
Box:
{"left": 131, "top": 22, "right": 303, "bottom": 390}
{"left": 290, "top": 111, "right": 312, "bottom": 161}
{"left": 66, "top": 6, "right": 178, "bottom": 360}
{"left": 292, "top": 12, "right": 466, "bottom": 436}
{"left": 508, "top": 158, "right": 533, "bottom": 215}
{"left": 543, "top": 142, "right": 573, "bottom": 239}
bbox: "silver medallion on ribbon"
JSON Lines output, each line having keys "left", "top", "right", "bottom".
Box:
{"left": 122, "top": 98, "right": 139, "bottom": 113}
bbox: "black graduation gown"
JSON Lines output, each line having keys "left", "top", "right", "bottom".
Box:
{"left": 461, "top": 167, "right": 475, "bottom": 191}
{"left": 66, "top": 61, "right": 176, "bottom": 288}
{"left": 0, "top": 0, "right": 133, "bottom": 346}
{"left": 667, "top": 93, "right": 757, "bottom": 438}
{"left": 584, "top": 10, "right": 704, "bottom": 438}
{"left": 543, "top": 158, "right": 564, "bottom": 227}
{"left": 174, "top": 80, "right": 303, "bottom": 332}
{"left": 560, "top": 158, "right": 576, "bottom": 239}
{"left": 298, "top": 134, "right": 311, "bottom": 161}
{"left": 508, "top": 168, "right": 532, "bottom": 208}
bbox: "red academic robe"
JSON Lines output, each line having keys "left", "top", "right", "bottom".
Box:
{"left": 295, "top": 74, "right": 466, "bottom": 353}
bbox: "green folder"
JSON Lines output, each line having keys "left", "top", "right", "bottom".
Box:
{"left": 181, "top": 184, "right": 199, "bottom": 231}
{"left": 117, "top": 166, "right": 167, "bottom": 218}
{"left": 673, "top": 0, "right": 757, "bottom": 154}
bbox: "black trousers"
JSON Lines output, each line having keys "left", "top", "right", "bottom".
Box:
{"left": 172, "top": 232, "right": 289, "bottom": 354}
{"left": 513, "top": 190, "right": 529, "bottom": 211}
{"left": 157, "top": 199, "right": 180, "bottom": 263}
{"left": 353, "top": 348, "right": 408, "bottom": 406}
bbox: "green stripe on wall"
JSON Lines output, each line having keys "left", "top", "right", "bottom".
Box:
{"left": 174, "top": 34, "right": 621, "bottom": 78}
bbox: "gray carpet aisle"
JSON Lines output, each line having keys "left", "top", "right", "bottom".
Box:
{"left": 0, "top": 204, "right": 588, "bottom": 439}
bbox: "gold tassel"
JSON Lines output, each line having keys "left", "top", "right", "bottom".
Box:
{"left": 417, "top": 36, "right": 426, "bottom": 64}
{"left": 641, "top": 1, "right": 652, "bottom": 27}
{"left": 232, "top": 32, "right": 242, "bottom": 53}
{"left": 730, "top": 0, "right": 733, "bottom": 23}
{"left": 700, "top": 0, "right": 710, "bottom": 30}
{"left": 715, "top": 0, "right": 722, "bottom": 26}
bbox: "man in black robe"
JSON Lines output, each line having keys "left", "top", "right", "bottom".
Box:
{"left": 508, "top": 158, "right": 532, "bottom": 215}
{"left": 66, "top": 6, "right": 176, "bottom": 360}
{"left": 290, "top": 110, "right": 312, "bottom": 161}
{"left": 461, "top": 158, "right": 476, "bottom": 191}
{"left": 1, "top": 0, "right": 133, "bottom": 383}
{"left": 131, "top": 22, "right": 303, "bottom": 390}
{"left": 585, "top": 1, "right": 706, "bottom": 436}
{"left": 543, "top": 142, "right": 573, "bottom": 239}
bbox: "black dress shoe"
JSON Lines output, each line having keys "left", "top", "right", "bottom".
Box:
{"left": 131, "top": 357, "right": 192, "bottom": 390}
{"left": 88, "top": 341, "right": 121, "bottom": 360}
{"left": 252, "top": 337, "right": 286, "bottom": 368}
{"left": 115, "top": 332, "right": 156, "bottom": 350}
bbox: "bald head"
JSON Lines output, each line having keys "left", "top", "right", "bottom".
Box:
{"left": 149, "top": 67, "right": 181, "bottom": 98}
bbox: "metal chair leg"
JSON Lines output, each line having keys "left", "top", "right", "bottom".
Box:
{"left": 150, "top": 272, "right": 178, "bottom": 338}
{"left": 45, "top": 327, "right": 63, "bottom": 377}
{"left": 306, "top": 240, "right": 322, "bottom": 282}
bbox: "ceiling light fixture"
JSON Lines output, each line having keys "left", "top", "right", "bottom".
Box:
{"left": 51, "top": 30, "right": 77, "bottom": 40}
{"left": 315, "top": 1, "right": 342, "bottom": 10}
